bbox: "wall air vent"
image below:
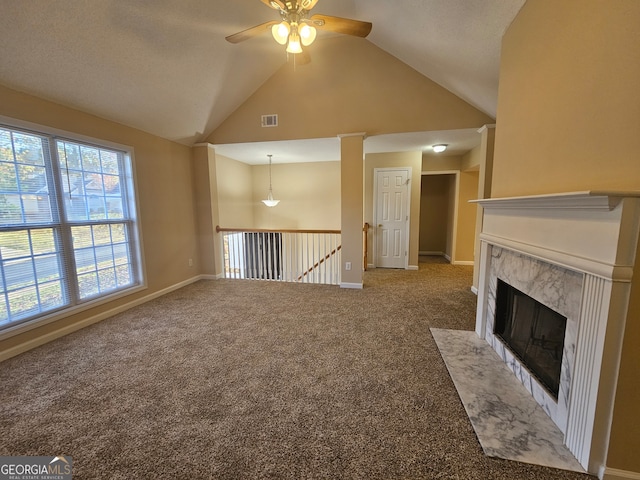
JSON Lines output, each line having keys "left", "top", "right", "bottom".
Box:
{"left": 261, "top": 114, "right": 278, "bottom": 128}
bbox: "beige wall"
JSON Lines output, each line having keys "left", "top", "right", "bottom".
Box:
{"left": 364, "top": 151, "right": 422, "bottom": 268}
{"left": 455, "top": 170, "right": 479, "bottom": 263}
{"left": 493, "top": 0, "right": 640, "bottom": 198}
{"left": 422, "top": 155, "right": 462, "bottom": 172}
{"left": 252, "top": 161, "right": 341, "bottom": 230}
{"left": 340, "top": 135, "right": 365, "bottom": 285}
{"left": 193, "top": 144, "right": 219, "bottom": 276}
{"left": 446, "top": 175, "right": 456, "bottom": 260}
{"left": 0, "top": 84, "right": 199, "bottom": 356}
{"left": 494, "top": 0, "right": 640, "bottom": 472}
{"left": 609, "top": 237, "right": 640, "bottom": 469}
{"left": 207, "top": 36, "right": 493, "bottom": 145}
{"left": 215, "top": 154, "right": 255, "bottom": 229}
{"left": 461, "top": 144, "right": 482, "bottom": 172}
{"left": 211, "top": 155, "right": 340, "bottom": 231}
{"left": 419, "top": 175, "right": 450, "bottom": 254}
{"left": 472, "top": 126, "right": 496, "bottom": 289}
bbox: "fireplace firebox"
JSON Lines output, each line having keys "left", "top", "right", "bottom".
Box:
{"left": 494, "top": 279, "right": 567, "bottom": 399}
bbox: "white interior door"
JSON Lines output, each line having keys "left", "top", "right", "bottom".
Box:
{"left": 375, "top": 169, "right": 410, "bottom": 268}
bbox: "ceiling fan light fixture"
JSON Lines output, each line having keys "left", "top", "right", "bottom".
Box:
{"left": 432, "top": 144, "right": 448, "bottom": 153}
{"left": 299, "top": 23, "right": 317, "bottom": 46}
{"left": 272, "top": 21, "right": 290, "bottom": 45}
{"left": 226, "top": 3, "right": 373, "bottom": 55}
{"left": 286, "top": 32, "right": 303, "bottom": 54}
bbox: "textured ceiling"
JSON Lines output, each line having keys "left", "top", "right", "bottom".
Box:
{"left": 0, "top": 0, "right": 524, "bottom": 153}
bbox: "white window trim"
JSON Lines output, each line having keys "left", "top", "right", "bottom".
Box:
{"left": 0, "top": 115, "right": 148, "bottom": 340}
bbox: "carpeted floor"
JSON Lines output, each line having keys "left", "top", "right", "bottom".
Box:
{"left": 0, "top": 257, "right": 594, "bottom": 479}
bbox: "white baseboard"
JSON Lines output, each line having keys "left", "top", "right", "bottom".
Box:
{"left": 601, "top": 467, "right": 640, "bottom": 480}
{"left": 444, "top": 254, "right": 452, "bottom": 262}
{"left": 471, "top": 286, "right": 478, "bottom": 295}
{"left": 452, "top": 260, "right": 474, "bottom": 266}
{"left": 200, "top": 273, "right": 223, "bottom": 280}
{"left": 367, "top": 263, "right": 375, "bottom": 270}
{"left": 0, "top": 275, "right": 205, "bottom": 363}
{"left": 340, "top": 282, "right": 363, "bottom": 289}
{"left": 407, "top": 265, "right": 419, "bottom": 271}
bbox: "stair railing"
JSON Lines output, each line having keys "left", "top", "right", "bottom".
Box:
{"left": 216, "top": 226, "right": 341, "bottom": 285}
{"left": 297, "top": 245, "right": 342, "bottom": 281}
{"left": 363, "top": 222, "right": 369, "bottom": 271}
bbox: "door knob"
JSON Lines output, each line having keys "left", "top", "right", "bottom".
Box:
{"left": 378, "top": 224, "right": 382, "bottom": 228}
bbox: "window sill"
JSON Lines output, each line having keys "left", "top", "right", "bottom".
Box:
{"left": 0, "top": 283, "right": 147, "bottom": 342}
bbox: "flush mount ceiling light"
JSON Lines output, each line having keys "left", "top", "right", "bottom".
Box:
{"left": 262, "top": 154, "right": 280, "bottom": 207}
{"left": 432, "top": 144, "right": 448, "bottom": 153}
{"left": 225, "top": 0, "right": 372, "bottom": 60}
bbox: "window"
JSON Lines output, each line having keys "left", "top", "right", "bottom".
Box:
{"left": 0, "top": 123, "right": 142, "bottom": 331}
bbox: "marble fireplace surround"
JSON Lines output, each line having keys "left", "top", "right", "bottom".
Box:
{"left": 484, "top": 246, "right": 582, "bottom": 435}
{"left": 472, "top": 191, "right": 640, "bottom": 476}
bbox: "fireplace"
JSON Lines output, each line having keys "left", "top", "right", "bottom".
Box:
{"left": 471, "top": 191, "right": 640, "bottom": 476}
{"left": 483, "top": 245, "right": 580, "bottom": 435}
{"left": 494, "top": 279, "right": 567, "bottom": 399}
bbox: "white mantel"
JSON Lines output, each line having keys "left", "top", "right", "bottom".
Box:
{"left": 471, "top": 191, "right": 640, "bottom": 476}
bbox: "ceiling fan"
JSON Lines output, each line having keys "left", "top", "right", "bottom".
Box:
{"left": 225, "top": 0, "right": 372, "bottom": 56}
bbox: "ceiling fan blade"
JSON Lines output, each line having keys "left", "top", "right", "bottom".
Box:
{"left": 310, "top": 14, "right": 372, "bottom": 37}
{"left": 225, "top": 21, "right": 278, "bottom": 44}
{"left": 259, "top": 0, "right": 286, "bottom": 10}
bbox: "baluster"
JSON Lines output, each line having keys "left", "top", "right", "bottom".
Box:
{"left": 237, "top": 232, "right": 242, "bottom": 279}
{"left": 223, "top": 233, "right": 229, "bottom": 278}
{"left": 229, "top": 233, "right": 235, "bottom": 278}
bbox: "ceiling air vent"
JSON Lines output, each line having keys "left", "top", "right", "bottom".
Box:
{"left": 261, "top": 114, "right": 278, "bottom": 128}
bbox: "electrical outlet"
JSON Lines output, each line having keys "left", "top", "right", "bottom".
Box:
{"left": 345, "top": 262, "right": 352, "bottom": 271}
{"left": 188, "top": 258, "right": 193, "bottom": 267}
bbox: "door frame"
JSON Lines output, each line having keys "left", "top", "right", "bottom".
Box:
{"left": 372, "top": 167, "right": 412, "bottom": 269}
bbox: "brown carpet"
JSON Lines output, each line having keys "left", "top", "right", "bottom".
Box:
{"left": 0, "top": 257, "right": 593, "bottom": 479}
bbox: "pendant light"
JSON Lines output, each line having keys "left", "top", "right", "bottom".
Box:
{"left": 262, "top": 154, "right": 280, "bottom": 207}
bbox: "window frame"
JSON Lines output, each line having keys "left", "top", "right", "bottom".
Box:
{"left": 0, "top": 115, "right": 146, "bottom": 340}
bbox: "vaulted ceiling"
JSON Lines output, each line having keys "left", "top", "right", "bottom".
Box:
{"left": 0, "top": 0, "right": 525, "bottom": 150}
